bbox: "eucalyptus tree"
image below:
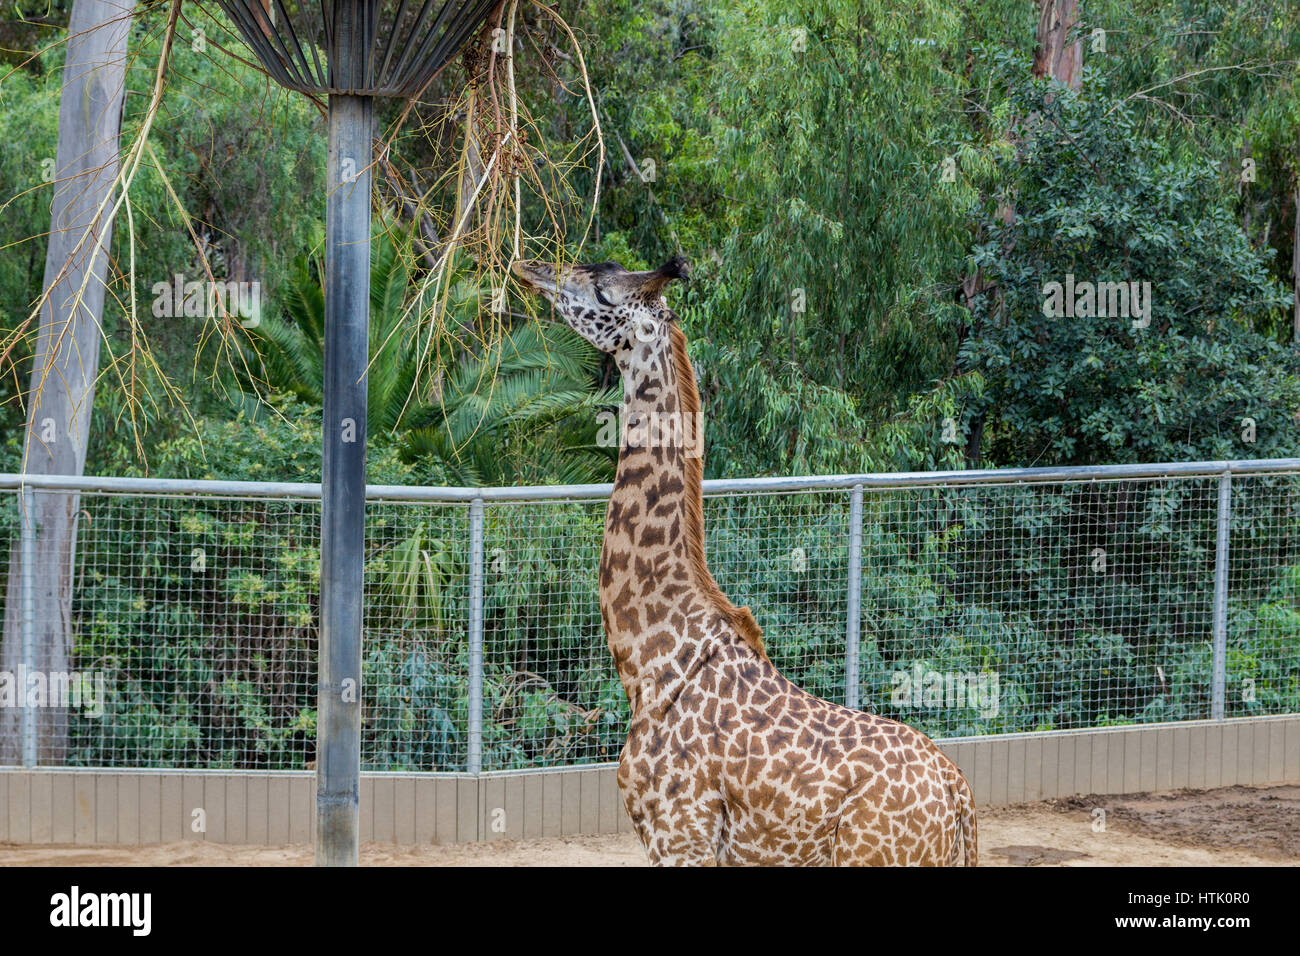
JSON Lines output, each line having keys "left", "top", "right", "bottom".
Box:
{"left": 1, "top": 0, "right": 138, "bottom": 764}
{"left": 691, "top": 1, "right": 977, "bottom": 475}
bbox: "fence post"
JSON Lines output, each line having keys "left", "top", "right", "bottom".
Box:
{"left": 1210, "top": 471, "right": 1231, "bottom": 720}
{"left": 845, "top": 484, "right": 864, "bottom": 710}
{"left": 20, "top": 484, "right": 36, "bottom": 767}
{"left": 467, "top": 497, "right": 485, "bottom": 774}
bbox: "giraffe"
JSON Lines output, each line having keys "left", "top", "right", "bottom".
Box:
{"left": 513, "top": 255, "right": 978, "bottom": 866}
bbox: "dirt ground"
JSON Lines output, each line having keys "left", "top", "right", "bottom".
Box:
{"left": 2, "top": 784, "right": 1296, "bottom": 866}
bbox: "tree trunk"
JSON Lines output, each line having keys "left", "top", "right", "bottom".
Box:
{"left": 957, "top": 1, "right": 1079, "bottom": 467}
{"left": 0, "top": 0, "right": 135, "bottom": 765}
{"left": 1033, "top": 0, "right": 1083, "bottom": 90}
{"left": 1293, "top": 182, "right": 1299, "bottom": 343}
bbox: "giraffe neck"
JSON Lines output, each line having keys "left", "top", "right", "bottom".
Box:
{"left": 598, "top": 322, "right": 764, "bottom": 699}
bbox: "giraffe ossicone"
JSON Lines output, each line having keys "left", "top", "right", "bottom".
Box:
{"left": 513, "top": 254, "right": 978, "bottom": 866}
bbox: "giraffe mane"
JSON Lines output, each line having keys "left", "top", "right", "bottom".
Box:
{"left": 669, "top": 323, "right": 768, "bottom": 660}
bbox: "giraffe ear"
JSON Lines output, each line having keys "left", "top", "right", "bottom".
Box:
{"left": 658, "top": 256, "right": 691, "bottom": 283}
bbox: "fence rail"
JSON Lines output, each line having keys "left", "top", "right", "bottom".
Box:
{"left": 1, "top": 458, "right": 1298, "bottom": 774}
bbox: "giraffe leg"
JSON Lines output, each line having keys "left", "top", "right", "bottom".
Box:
{"left": 643, "top": 832, "right": 719, "bottom": 866}
{"left": 624, "top": 792, "right": 722, "bottom": 866}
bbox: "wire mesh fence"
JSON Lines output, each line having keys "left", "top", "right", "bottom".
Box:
{"left": 66, "top": 492, "right": 321, "bottom": 770}
{"left": 0, "top": 461, "right": 1297, "bottom": 773}
{"left": 859, "top": 478, "right": 1222, "bottom": 737}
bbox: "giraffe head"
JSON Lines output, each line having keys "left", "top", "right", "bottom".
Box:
{"left": 512, "top": 256, "right": 690, "bottom": 354}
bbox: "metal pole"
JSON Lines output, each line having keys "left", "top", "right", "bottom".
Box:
{"left": 19, "top": 485, "right": 37, "bottom": 767}
{"left": 1210, "top": 471, "right": 1231, "bottom": 720}
{"left": 316, "top": 92, "right": 372, "bottom": 867}
{"left": 845, "top": 484, "right": 864, "bottom": 710}
{"left": 467, "top": 498, "right": 485, "bottom": 774}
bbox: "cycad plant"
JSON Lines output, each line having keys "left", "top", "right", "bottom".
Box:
{"left": 239, "top": 226, "right": 428, "bottom": 437}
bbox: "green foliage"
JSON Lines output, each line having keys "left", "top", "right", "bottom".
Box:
{"left": 101, "top": 397, "right": 411, "bottom": 485}
{"left": 0, "top": 49, "right": 60, "bottom": 437}
{"left": 958, "top": 70, "right": 1300, "bottom": 466}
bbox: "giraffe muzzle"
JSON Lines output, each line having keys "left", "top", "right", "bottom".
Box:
{"left": 511, "top": 259, "right": 559, "bottom": 295}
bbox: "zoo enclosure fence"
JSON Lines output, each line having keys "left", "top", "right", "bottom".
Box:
{"left": 1, "top": 458, "right": 1298, "bottom": 775}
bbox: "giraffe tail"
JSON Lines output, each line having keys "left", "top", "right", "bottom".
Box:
{"left": 950, "top": 769, "right": 978, "bottom": 867}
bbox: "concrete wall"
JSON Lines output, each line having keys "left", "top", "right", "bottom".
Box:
{"left": 2, "top": 715, "right": 1297, "bottom": 847}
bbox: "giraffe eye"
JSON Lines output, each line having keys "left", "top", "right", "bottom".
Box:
{"left": 594, "top": 283, "right": 616, "bottom": 308}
